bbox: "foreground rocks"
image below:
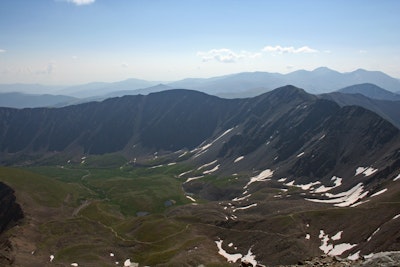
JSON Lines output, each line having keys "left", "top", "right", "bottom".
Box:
{"left": 274, "top": 252, "right": 400, "bottom": 267}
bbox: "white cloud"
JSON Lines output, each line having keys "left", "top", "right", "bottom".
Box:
{"left": 359, "top": 50, "right": 367, "bottom": 54}
{"left": 67, "top": 0, "right": 95, "bottom": 5}
{"left": 197, "top": 48, "right": 261, "bottom": 63}
{"left": 262, "top": 45, "right": 319, "bottom": 54}
{"left": 121, "top": 63, "right": 129, "bottom": 68}
{"left": 0, "top": 49, "right": 6, "bottom": 53}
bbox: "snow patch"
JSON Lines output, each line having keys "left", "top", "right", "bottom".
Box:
{"left": 329, "top": 243, "right": 357, "bottom": 256}
{"left": 232, "top": 194, "right": 251, "bottom": 202}
{"left": 198, "top": 160, "right": 218, "bottom": 170}
{"left": 71, "top": 264, "right": 78, "bottom": 267}
{"left": 392, "top": 214, "right": 400, "bottom": 220}
{"left": 298, "top": 181, "right": 321, "bottom": 191}
{"left": 179, "top": 151, "right": 188, "bottom": 158}
{"left": 150, "top": 164, "right": 164, "bottom": 169}
{"left": 234, "top": 156, "right": 244, "bottom": 163}
{"left": 233, "top": 203, "right": 257, "bottom": 212}
{"left": 123, "top": 259, "right": 139, "bottom": 267}
{"left": 367, "top": 228, "right": 380, "bottom": 242}
{"left": 278, "top": 178, "right": 287, "bottom": 182}
{"left": 193, "top": 128, "right": 234, "bottom": 158}
{"left": 203, "top": 164, "right": 220, "bottom": 174}
{"left": 331, "top": 231, "right": 343, "bottom": 241}
{"left": 348, "top": 251, "right": 360, "bottom": 261}
{"left": 186, "top": 195, "right": 196, "bottom": 202}
{"left": 179, "top": 170, "right": 193, "bottom": 177}
{"left": 215, "top": 240, "right": 258, "bottom": 266}
{"left": 296, "top": 152, "right": 305, "bottom": 158}
{"left": 319, "top": 230, "right": 357, "bottom": 256}
{"left": 285, "top": 180, "right": 295, "bottom": 186}
{"left": 355, "top": 166, "right": 378, "bottom": 177}
{"left": 394, "top": 174, "right": 400, "bottom": 181}
{"left": 305, "top": 234, "right": 310, "bottom": 240}
{"left": 184, "top": 175, "right": 204, "bottom": 183}
{"left": 370, "top": 188, "right": 387, "bottom": 197}
{"left": 50, "top": 255, "right": 54, "bottom": 262}
{"left": 215, "top": 240, "right": 242, "bottom": 263}
{"left": 244, "top": 169, "right": 273, "bottom": 189}
{"left": 306, "top": 183, "right": 368, "bottom": 207}
{"left": 241, "top": 248, "right": 258, "bottom": 266}
{"left": 313, "top": 176, "right": 342, "bottom": 193}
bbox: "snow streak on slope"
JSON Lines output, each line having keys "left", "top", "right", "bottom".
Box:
{"left": 198, "top": 160, "right": 218, "bottom": 170}
{"left": 306, "top": 183, "right": 368, "bottom": 207}
{"left": 234, "top": 156, "right": 244, "bottom": 163}
{"left": 192, "top": 128, "right": 234, "bottom": 158}
{"left": 244, "top": 169, "right": 273, "bottom": 189}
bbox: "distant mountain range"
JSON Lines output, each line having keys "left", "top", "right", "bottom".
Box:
{"left": 168, "top": 67, "right": 400, "bottom": 96}
{"left": 1, "top": 67, "right": 400, "bottom": 100}
{"left": 0, "top": 92, "right": 78, "bottom": 108}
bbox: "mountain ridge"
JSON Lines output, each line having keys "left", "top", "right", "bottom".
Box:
{"left": 338, "top": 83, "right": 400, "bottom": 101}
{"left": 1, "top": 86, "right": 400, "bottom": 266}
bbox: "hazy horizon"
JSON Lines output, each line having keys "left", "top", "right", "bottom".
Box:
{"left": 1, "top": 0, "right": 400, "bottom": 85}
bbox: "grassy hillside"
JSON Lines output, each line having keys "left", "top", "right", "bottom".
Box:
{"left": 0, "top": 162, "right": 228, "bottom": 266}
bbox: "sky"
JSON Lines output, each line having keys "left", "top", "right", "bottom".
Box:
{"left": 0, "top": 0, "right": 399, "bottom": 85}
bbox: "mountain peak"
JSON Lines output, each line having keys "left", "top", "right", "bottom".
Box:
{"left": 312, "top": 67, "right": 336, "bottom": 73}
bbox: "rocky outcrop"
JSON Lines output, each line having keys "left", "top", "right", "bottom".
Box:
{"left": 0, "top": 182, "right": 23, "bottom": 265}
{"left": 0, "top": 182, "right": 23, "bottom": 234}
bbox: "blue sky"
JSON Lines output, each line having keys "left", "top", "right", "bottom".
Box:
{"left": 0, "top": 0, "right": 399, "bottom": 85}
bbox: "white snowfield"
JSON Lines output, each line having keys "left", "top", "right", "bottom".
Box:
{"left": 394, "top": 173, "right": 400, "bottom": 181}
{"left": 215, "top": 240, "right": 258, "bottom": 266}
{"left": 319, "top": 230, "right": 357, "bottom": 256}
{"left": 244, "top": 169, "right": 274, "bottom": 189}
